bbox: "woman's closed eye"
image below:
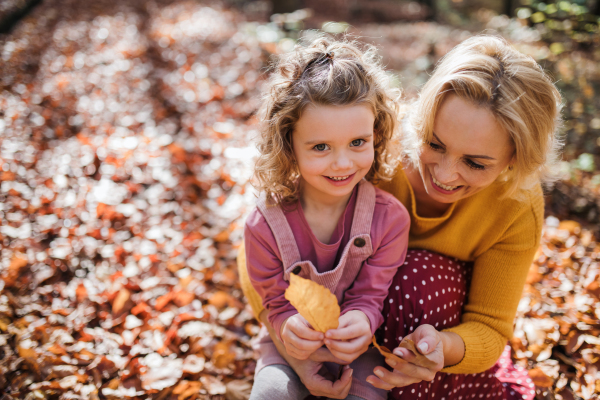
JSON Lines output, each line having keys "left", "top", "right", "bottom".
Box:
{"left": 428, "top": 141, "right": 443, "bottom": 151}
{"left": 465, "top": 159, "right": 486, "bottom": 170}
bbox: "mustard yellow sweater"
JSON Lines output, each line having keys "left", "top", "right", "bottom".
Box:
{"left": 238, "top": 166, "right": 543, "bottom": 374}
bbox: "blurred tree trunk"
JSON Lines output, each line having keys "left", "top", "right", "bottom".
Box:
{"left": 504, "top": 0, "right": 516, "bottom": 17}
{"left": 270, "top": 0, "right": 303, "bottom": 13}
{"left": 0, "top": 0, "right": 42, "bottom": 33}
{"left": 419, "top": 0, "right": 436, "bottom": 19}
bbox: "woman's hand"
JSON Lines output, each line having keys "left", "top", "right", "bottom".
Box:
{"left": 324, "top": 310, "right": 372, "bottom": 364}
{"left": 281, "top": 314, "right": 324, "bottom": 360}
{"left": 367, "top": 324, "right": 448, "bottom": 390}
{"left": 287, "top": 355, "right": 354, "bottom": 399}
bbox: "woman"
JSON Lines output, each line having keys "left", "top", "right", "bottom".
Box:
{"left": 239, "top": 35, "right": 562, "bottom": 399}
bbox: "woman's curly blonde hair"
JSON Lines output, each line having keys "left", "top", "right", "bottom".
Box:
{"left": 253, "top": 35, "right": 401, "bottom": 204}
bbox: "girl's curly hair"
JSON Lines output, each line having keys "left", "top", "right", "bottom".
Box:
{"left": 253, "top": 35, "right": 401, "bottom": 205}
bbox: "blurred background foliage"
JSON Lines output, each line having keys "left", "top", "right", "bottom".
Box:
{"left": 225, "top": 0, "right": 600, "bottom": 230}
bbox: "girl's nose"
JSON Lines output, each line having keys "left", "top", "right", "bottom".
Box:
{"left": 332, "top": 152, "right": 353, "bottom": 170}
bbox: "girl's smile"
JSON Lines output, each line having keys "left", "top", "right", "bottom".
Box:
{"left": 324, "top": 173, "right": 356, "bottom": 184}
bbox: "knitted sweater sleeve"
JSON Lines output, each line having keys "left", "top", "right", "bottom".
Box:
{"left": 441, "top": 188, "right": 544, "bottom": 374}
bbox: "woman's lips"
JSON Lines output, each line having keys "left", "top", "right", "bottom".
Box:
{"left": 429, "top": 174, "right": 463, "bottom": 194}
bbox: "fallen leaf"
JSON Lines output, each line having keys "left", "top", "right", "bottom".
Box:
{"left": 225, "top": 379, "right": 252, "bottom": 400}
{"left": 284, "top": 274, "right": 340, "bottom": 333}
{"left": 212, "top": 341, "right": 236, "bottom": 369}
{"left": 398, "top": 339, "right": 438, "bottom": 369}
{"left": 372, "top": 336, "right": 405, "bottom": 365}
{"left": 173, "top": 290, "right": 194, "bottom": 307}
{"left": 529, "top": 368, "right": 554, "bottom": 387}
{"left": 112, "top": 289, "right": 131, "bottom": 314}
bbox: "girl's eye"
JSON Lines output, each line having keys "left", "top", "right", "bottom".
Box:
{"left": 313, "top": 143, "right": 328, "bottom": 151}
{"left": 350, "top": 139, "right": 365, "bottom": 147}
{"left": 465, "top": 159, "right": 485, "bottom": 170}
{"left": 428, "top": 141, "right": 443, "bottom": 151}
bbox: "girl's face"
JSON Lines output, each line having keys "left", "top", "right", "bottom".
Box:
{"left": 292, "top": 104, "right": 375, "bottom": 205}
{"left": 417, "top": 94, "right": 515, "bottom": 204}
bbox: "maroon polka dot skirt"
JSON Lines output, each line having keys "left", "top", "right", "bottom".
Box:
{"left": 379, "top": 250, "right": 535, "bottom": 400}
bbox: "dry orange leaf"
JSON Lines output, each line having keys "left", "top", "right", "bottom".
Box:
{"left": 212, "top": 341, "right": 236, "bottom": 369}
{"left": 399, "top": 339, "right": 438, "bottom": 369}
{"left": 372, "top": 337, "right": 438, "bottom": 369}
{"left": 284, "top": 274, "right": 339, "bottom": 333}
{"left": 372, "top": 336, "right": 405, "bottom": 366}
{"left": 112, "top": 288, "right": 131, "bottom": 314}
{"left": 173, "top": 290, "right": 195, "bottom": 307}
{"left": 528, "top": 368, "right": 554, "bottom": 388}
{"left": 208, "top": 291, "right": 233, "bottom": 309}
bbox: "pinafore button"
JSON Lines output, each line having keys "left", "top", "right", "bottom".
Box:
{"left": 292, "top": 266, "right": 302, "bottom": 275}
{"left": 353, "top": 238, "right": 366, "bottom": 248}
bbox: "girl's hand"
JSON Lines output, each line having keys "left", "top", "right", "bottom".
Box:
{"left": 366, "top": 324, "right": 445, "bottom": 390}
{"left": 324, "top": 310, "right": 372, "bottom": 364}
{"left": 281, "top": 314, "right": 324, "bottom": 360}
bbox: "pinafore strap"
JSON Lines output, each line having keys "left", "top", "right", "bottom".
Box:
{"left": 256, "top": 179, "right": 376, "bottom": 271}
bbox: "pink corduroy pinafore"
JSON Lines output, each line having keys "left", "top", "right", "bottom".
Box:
{"left": 252, "top": 180, "right": 386, "bottom": 400}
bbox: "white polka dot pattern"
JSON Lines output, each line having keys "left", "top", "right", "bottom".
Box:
{"left": 378, "top": 250, "right": 535, "bottom": 400}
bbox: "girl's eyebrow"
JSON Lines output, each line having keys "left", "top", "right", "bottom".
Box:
{"left": 304, "top": 133, "right": 373, "bottom": 145}
{"left": 432, "top": 132, "right": 496, "bottom": 161}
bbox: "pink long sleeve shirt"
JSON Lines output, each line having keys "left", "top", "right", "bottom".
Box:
{"left": 245, "top": 186, "right": 410, "bottom": 341}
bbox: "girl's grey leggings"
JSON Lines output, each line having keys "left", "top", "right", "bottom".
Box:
{"left": 249, "top": 364, "right": 367, "bottom": 400}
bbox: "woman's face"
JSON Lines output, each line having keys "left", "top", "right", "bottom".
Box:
{"left": 417, "top": 94, "right": 515, "bottom": 204}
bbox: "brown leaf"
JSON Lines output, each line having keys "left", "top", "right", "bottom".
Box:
{"left": 225, "top": 380, "right": 252, "bottom": 400}
{"left": 172, "top": 290, "right": 194, "bottom": 307}
{"left": 212, "top": 341, "right": 236, "bottom": 369}
{"left": 284, "top": 274, "right": 339, "bottom": 333}
{"left": 558, "top": 220, "right": 581, "bottom": 234}
{"left": 76, "top": 283, "right": 88, "bottom": 303}
{"left": 112, "top": 288, "right": 131, "bottom": 314}
{"left": 3, "top": 253, "right": 28, "bottom": 287}
{"left": 208, "top": 291, "right": 233, "bottom": 309}
{"left": 155, "top": 292, "right": 174, "bottom": 311}
{"left": 528, "top": 368, "right": 554, "bottom": 387}
{"left": 372, "top": 336, "right": 405, "bottom": 366}
{"left": 398, "top": 339, "right": 438, "bottom": 369}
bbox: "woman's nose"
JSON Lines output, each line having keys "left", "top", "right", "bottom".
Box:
{"left": 435, "top": 158, "right": 459, "bottom": 183}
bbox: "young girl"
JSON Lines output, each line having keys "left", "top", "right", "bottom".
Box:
{"left": 244, "top": 37, "right": 410, "bottom": 400}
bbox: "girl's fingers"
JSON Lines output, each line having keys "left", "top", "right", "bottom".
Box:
{"left": 325, "top": 324, "right": 367, "bottom": 341}
{"left": 324, "top": 336, "right": 369, "bottom": 353}
{"left": 287, "top": 334, "right": 323, "bottom": 354}
{"left": 327, "top": 347, "right": 359, "bottom": 364}
{"left": 290, "top": 320, "right": 324, "bottom": 341}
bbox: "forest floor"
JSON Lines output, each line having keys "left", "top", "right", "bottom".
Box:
{"left": 0, "top": 0, "right": 599, "bottom": 399}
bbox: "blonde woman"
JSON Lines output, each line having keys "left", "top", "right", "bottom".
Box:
{"left": 239, "top": 35, "right": 562, "bottom": 400}
{"left": 365, "top": 35, "right": 562, "bottom": 400}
